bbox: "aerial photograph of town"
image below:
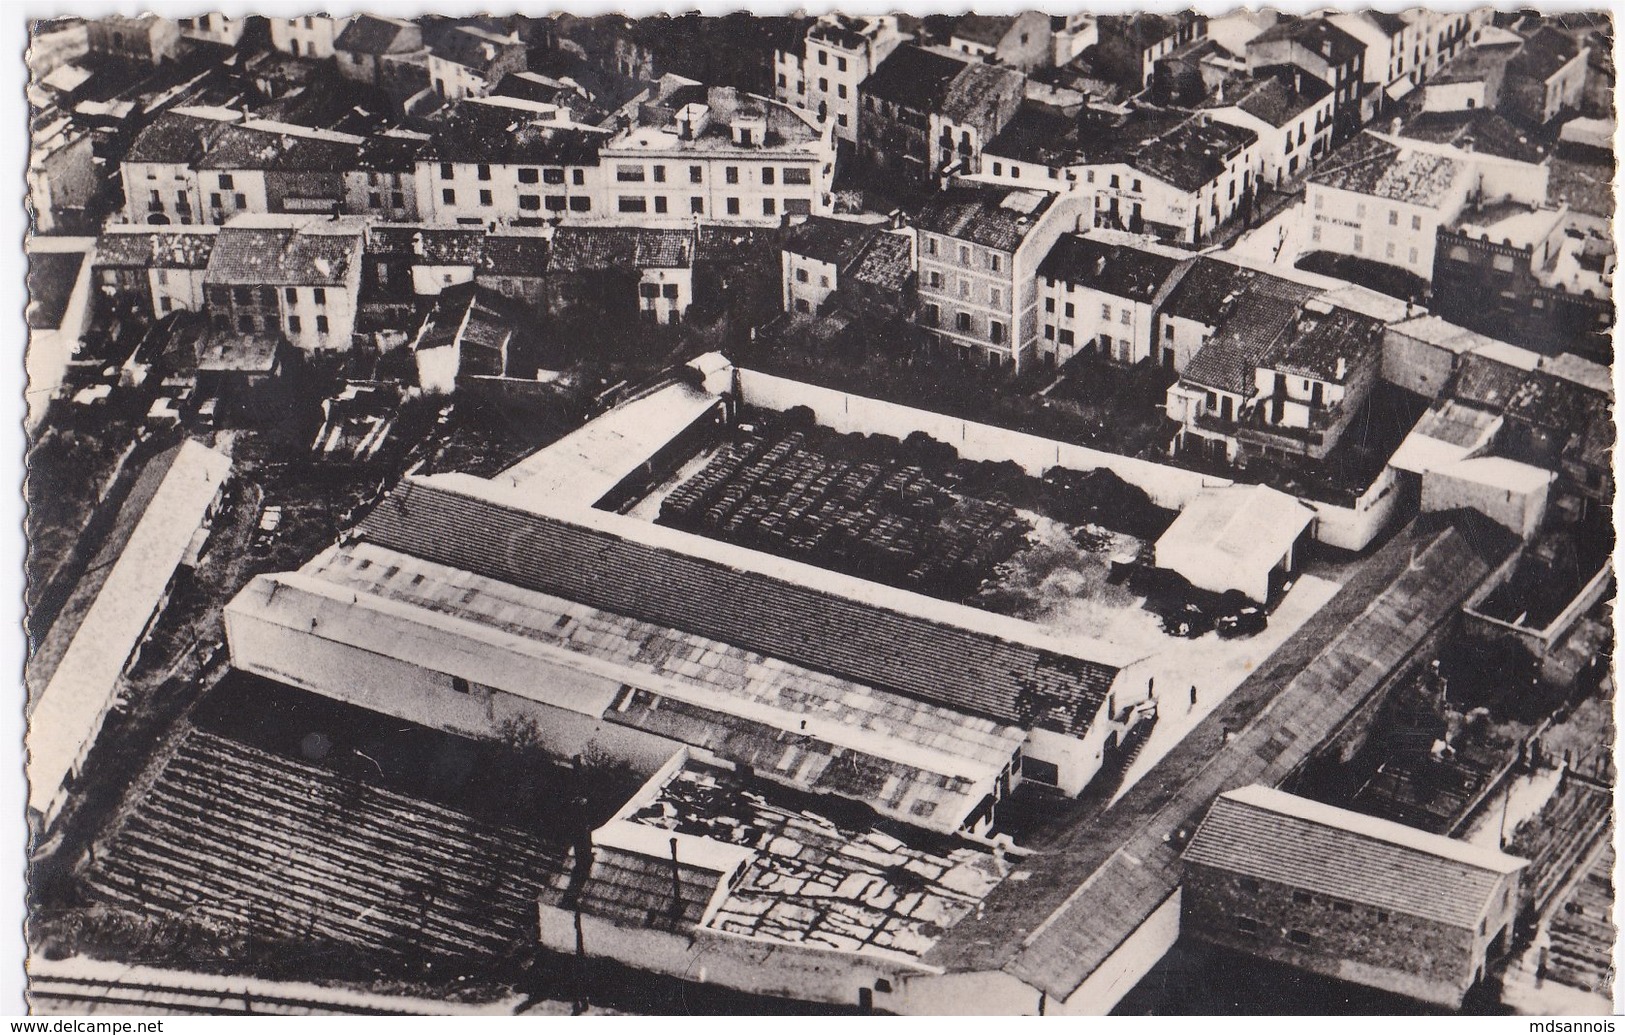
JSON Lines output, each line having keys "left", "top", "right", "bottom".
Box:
{"left": 19, "top": 6, "right": 1617, "bottom": 1017}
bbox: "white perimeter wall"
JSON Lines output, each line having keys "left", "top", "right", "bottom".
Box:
{"left": 735, "top": 369, "right": 1226, "bottom": 510}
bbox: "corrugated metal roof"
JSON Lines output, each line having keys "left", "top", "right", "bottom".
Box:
{"left": 1184, "top": 784, "right": 1526, "bottom": 928}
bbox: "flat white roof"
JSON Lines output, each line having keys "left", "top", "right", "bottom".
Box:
{"left": 1156, "top": 484, "right": 1313, "bottom": 577}
{"left": 29, "top": 440, "right": 231, "bottom": 820}
{"left": 497, "top": 381, "right": 722, "bottom": 507}
{"left": 1436, "top": 456, "right": 1555, "bottom": 495}
{"left": 594, "top": 818, "right": 755, "bottom": 875}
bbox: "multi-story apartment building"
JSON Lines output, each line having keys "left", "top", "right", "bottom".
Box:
{"left": 914, "top": 186, "right": 1088, "bottom": 372}
{"left": 344, "top": 133, "right": 427, "bottom": 222}
{"left": 92, "top": 227, "right": 219, "bottom": 319}
{"left": 857, "top": 46, "right": 1024, "bottom": 189}
{"left": 597, "top": 79, "right": 835, "bottom": 224}
{"left": 1200, "top": 72, "right": 1335, "bottom": 189}
{"left": 1409, "top": 9, "right": 1495, "bottom": 81}
{"left": 773, "top": 15, "right": 908, "bottom": 144}
{"left": 267, "top": 15, "right": 351, "bottom": 60}
{"left": 427, "top": 24, "right": 528, "bottom": 101}
{"left": 195, "top": 122, "right": 367, "bottom": 224}
{"left": 1246, "top": 18, "right": 1367, "bottom": 142}
{"left": 947, "top": 13, "right": 1054, "bottom": 72}
{"left": 1035, "top": 233, "right": 1192, "bottom": 369}
{"left": 202, "top": 217, "right": 366, "bottom": 352}
{"left": 416, "top": 98, "right": 606, "bottom": 224}
{"left": 976, "top": 107, "right": 1263, "bottom": 245}
{"left": 120, "top": 111, "right": 223, "bottom": 226}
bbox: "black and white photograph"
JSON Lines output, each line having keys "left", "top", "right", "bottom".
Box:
{"left": 18, "top": 4, "right": 1618, "bottom": 1018}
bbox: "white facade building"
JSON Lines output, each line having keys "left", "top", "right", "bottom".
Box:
{"left": 774, "top": 15, "right": 908, "bottom": 144}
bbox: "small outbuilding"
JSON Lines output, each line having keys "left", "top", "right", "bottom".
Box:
{"left": 1153, "top": 484, "right": 1313, "bottom": 603}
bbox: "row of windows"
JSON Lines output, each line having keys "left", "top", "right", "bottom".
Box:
{"left": 441, "top": 188, "right": 592, "bottom": 212}
{"left": 616, "top": 195, "right": 813, "bottom": 218}
{"left": 921, "top": 303, "right": 1006, "bottom": 343}
{"left": 212, "top": 311, "right": 329, "bottom": 334}
{"left": 211, "top": 285, "right": 329, "bottom": 307}
{"left": 1043, "top": 296, "right": 1135, "bottom": 325}
{"left": 1317, "top": 225, "right": 1423, "bottom": 266}
{"left": 439, "top": 162, "right": 588, "bottom": 187}
{"left": 1312, "top": 193, "right": 1425, "bottom": 232}
{"left": 813, "top": 48, "right": 849, "bottom": 71}
{"left": 923, "top": 270, "right": 1008, "bottom": 307}
{"left": 923, "top": 236, "right": 1004, "bottom": 271}
{"left": 615, "top": 163, "right": 814, "bottom": 187}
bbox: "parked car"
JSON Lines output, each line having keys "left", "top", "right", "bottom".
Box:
{"left": 253, "top": 506, "right": 283, "bottom": 553}
{"left": 1217, "top": 606, "right": 1268, "bottom": 639}
{"left": 1161, "top": 602, "right": 1213, "bottom": 638}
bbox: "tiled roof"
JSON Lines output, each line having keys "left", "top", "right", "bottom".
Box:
{"left": 952, "top": 14, "right": 1016, "bottom": 47}
{"left": 196, "top": 330, "right": 282, "bottom": 373}
{"left": 1548, "top": 156, "right": 1614, "bottom": 218}
{"left": 1362, "top": 10, "right": 1409, "bottom": 37}
{"left": 1395, "top": 109, "right": 1546, "bottom": 165}
{"left": 413, "top": 284, "right": 511, "bottom": 377}
{"left": 1433, "top": 40, "right": 1521, "bottom": 87}
{"left": 125, "top": 111, "right": 216, "bottom": 165}
{"left": 1250, "top": 17, "right": 1365, "bottom": 66}
{"left": 558, "top": 841, "right": 724, "bottom": 930}
{"left": 547, "top": 226, "right": 694, "bottom": 272}
{"left": 365, "top": 224, "right": 487, "bottom": 265}
{"left": 940, "top": 60, "right": 1026, "bottom": 124}
{"left": 358, "top": 477, "right": 1121, "bottom": 736}
{"left": 1310, "top": 133, "right": 1461, "bottom": 207}
{"left": 859, "top": 45, "right": 969, "bottom": 111}
{"left": 1038, "top": 234, "right": 1187, "bottom": 304}
{"left": 430, "top": 24, "right": 523, "bottom": 73}
{"left": 783, "top": 216, "right": 879, "bottom": 267}
{"left": 354, "top": 133, "right": 425, "bottom": 172}
{"left": 205, "top": 225, "right": 363, "bottom": 286}
{"left": 95, "top": 229, "right": 217, "bottom": 269}
{"left": 479, "top": 233, "right": 550, "bottom": 276}
{"left": 1182, "top": 287, "right": 1305, "bottom": 394}
{"left": 1200, "top": 74, "right": 1328, "bottom": 128}
{"left": 696, "top": 225, "right": 780, "bottom": 266}
{"left": 916, "top": 187, "right": 1057, "bottom": 253}
{"left": 195, "top": 126, "right": 363, "bottom": 172}
{"left": 1185, "top": 784, "right": 1526, "bottom": 928}
{"left": 335, "top": 14, "right": 420, "bottom": 55}
{"left": 1510, "top": 26, "right": 1582, "bottom": 83}
{"left": 1265, "top": 304, "right": 1384, "bottom": 382}
{"left": 1131, "top": 119, "right": 1256, "bottom": 193}
{"left": 850, "top": 231, "right": 914, "bottom": 293}
{"left": 419, "top": 103, "right": 605, "bottom": 165}
{"left": 1158, "top": 256, "right": 1258, "bottom": 325}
